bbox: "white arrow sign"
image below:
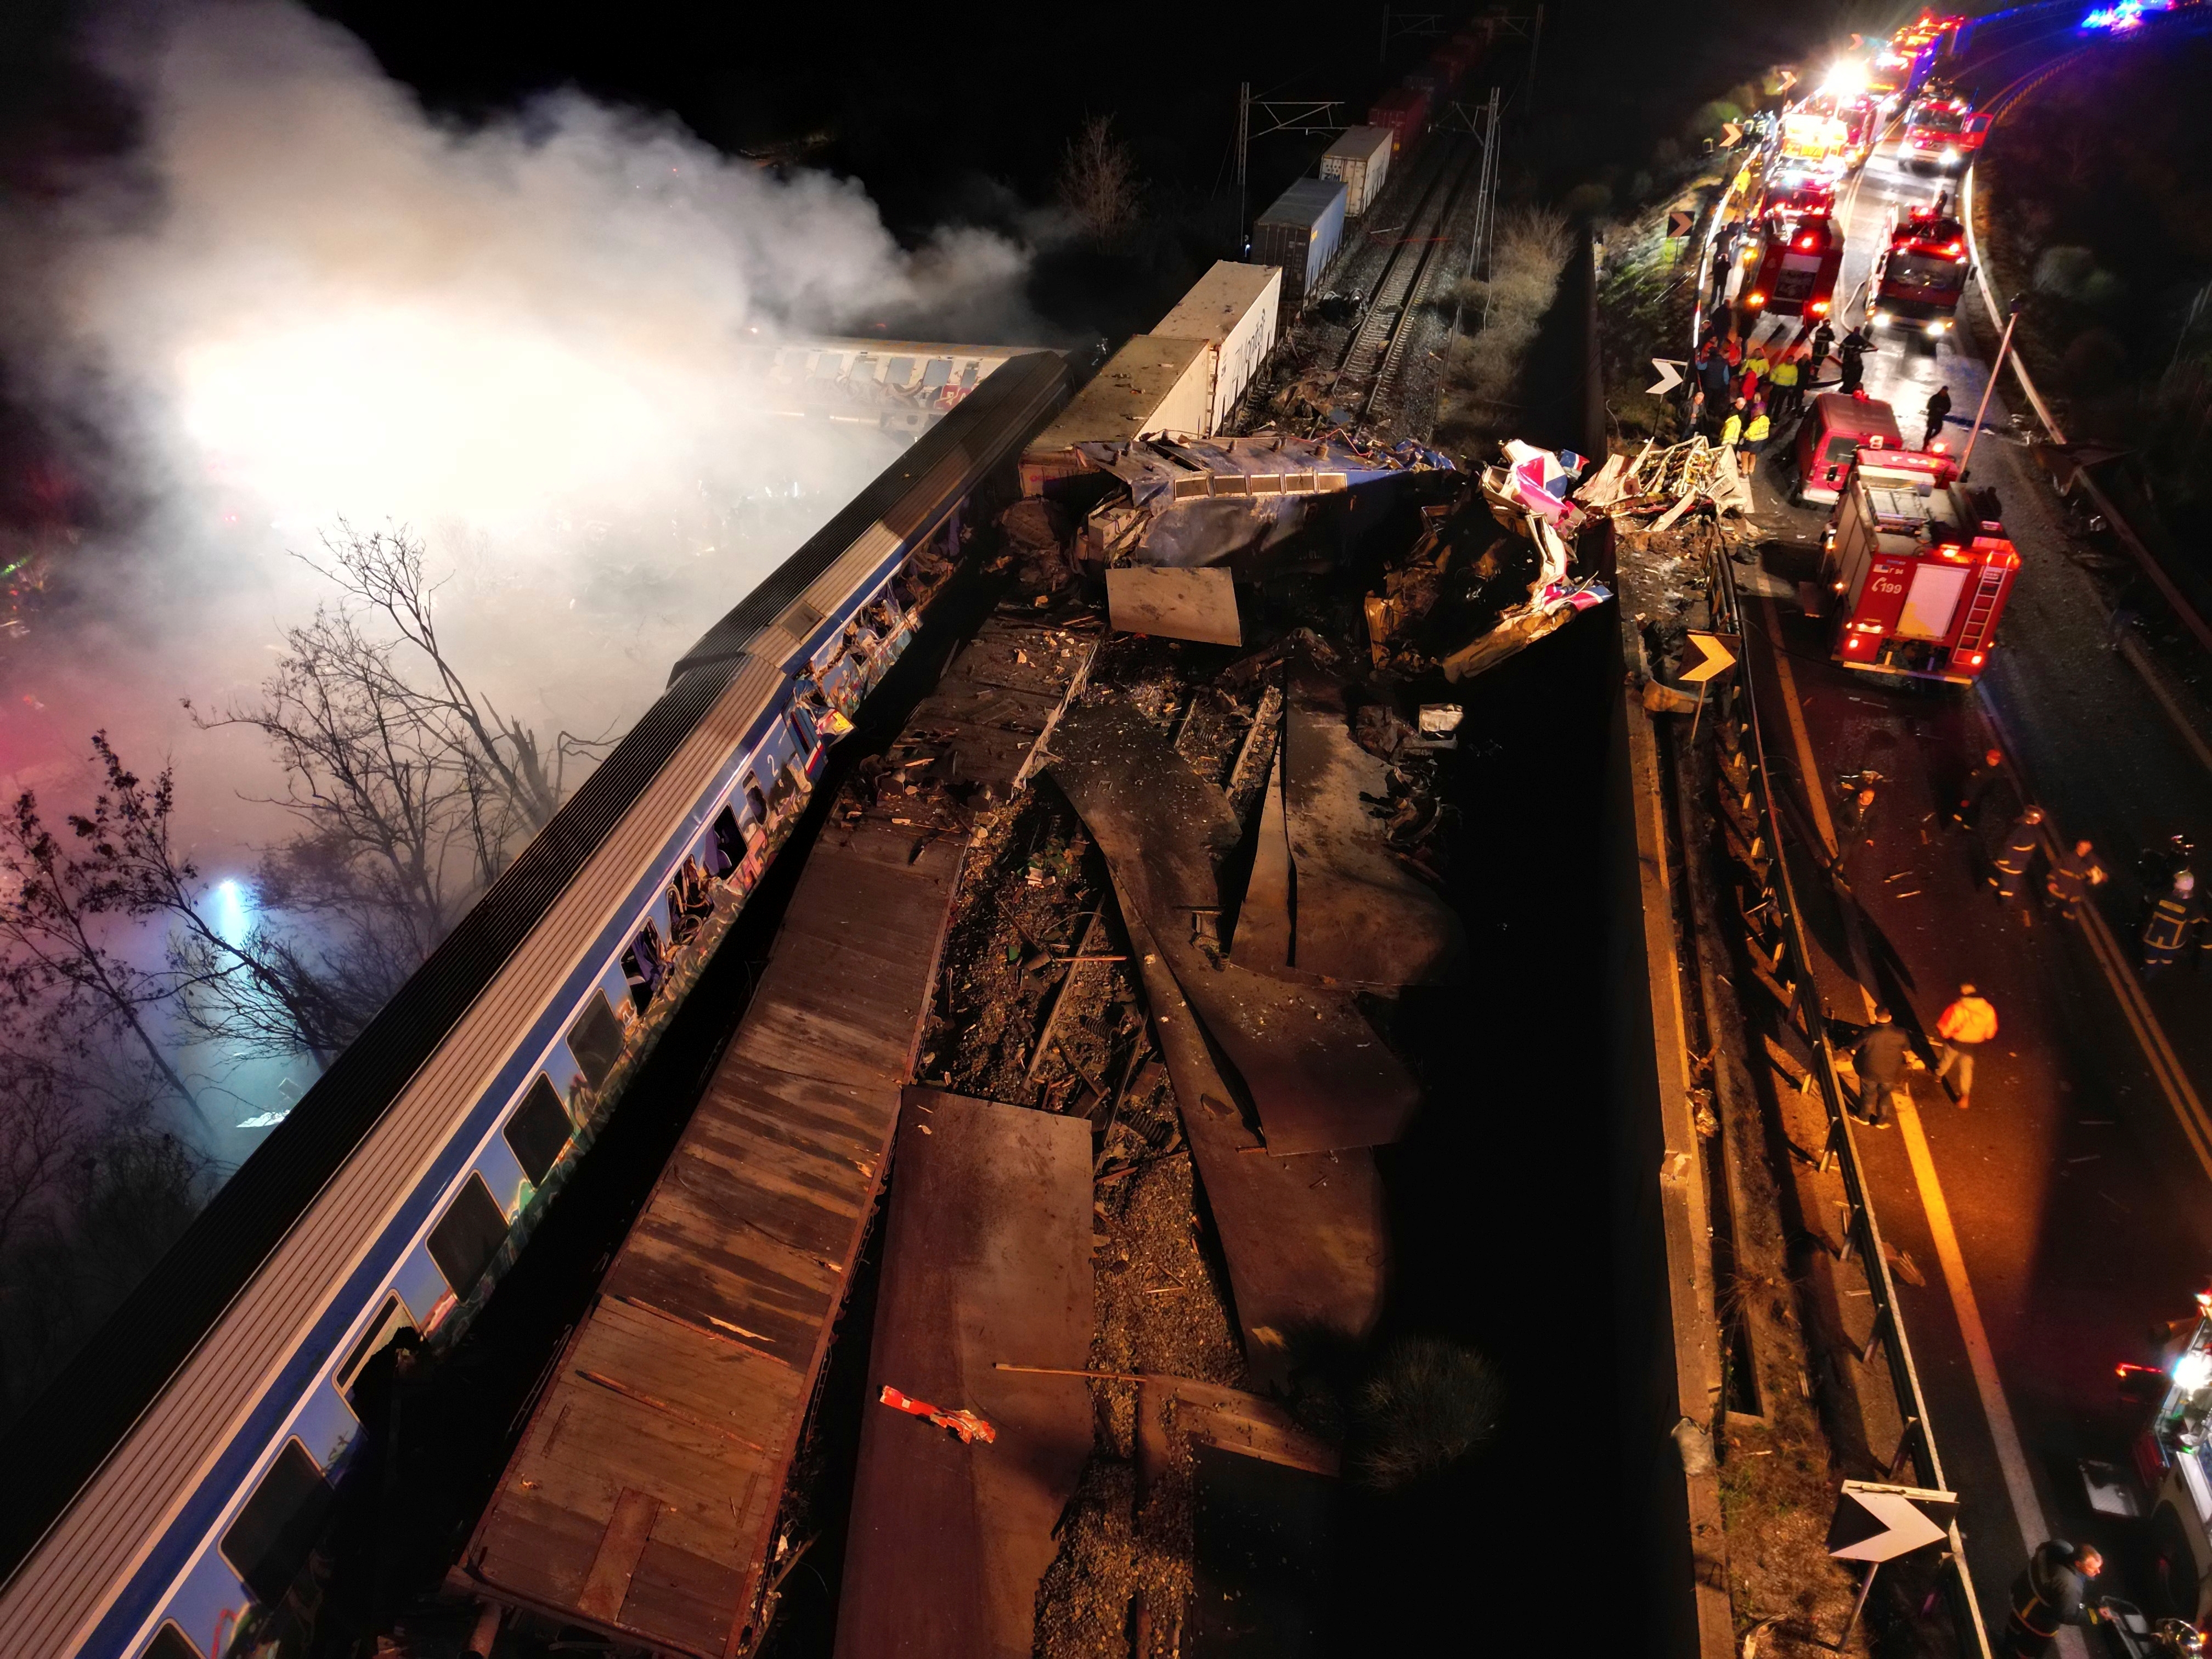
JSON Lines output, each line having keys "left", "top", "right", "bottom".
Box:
{"left": 1825, "top": 1481, "right": 1957, "bottom": 1563}
{"left": 1647, "top": 358, "right": 1687, "bottom": 396}
{"left": 1721, "top": 120, "right": 1745, "bottom": 148}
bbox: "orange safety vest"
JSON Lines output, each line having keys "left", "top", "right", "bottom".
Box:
{"left": 1937, "top": 996, "right": 1998, "bottom": 1044}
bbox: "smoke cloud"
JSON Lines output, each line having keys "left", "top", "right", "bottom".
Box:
{"left": 0, "top": 0, "right": 1042, "bottom": 856}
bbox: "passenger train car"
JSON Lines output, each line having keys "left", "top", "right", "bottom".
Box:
{"left": 0, "top": 351, "right": 1072, "bottom": 1659}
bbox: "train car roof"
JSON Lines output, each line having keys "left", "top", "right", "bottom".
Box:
{"left": 0, "top": 346, "right": 1072, "bottom": 1604}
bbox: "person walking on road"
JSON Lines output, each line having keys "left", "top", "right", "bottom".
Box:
{"left": 1850, "top": 1006, "right": 1910, "bottom": 1127}
{"left": 1951, "top": 747, "right": 2006, "bottom": 833}
{"left": 2143, "top": 872, "right": 2205, "bottom": 973}
{"left": 1923, "top": 383, "right": 1953, "bottom": 451}
{"left": 1934, "top": 983, "right": 1997, "bottom": 1109}
{"left": 2043, "top": 839, "right": 2108, "bottom": 921}
{"left": 2003, "top": 1540, "right": 2107, "bottom": 1657}
{"left": 1837, "top": 780, "right": 1879, "bottom": 857}
{"left": 1989, "top": 805, "right": 2046, "bottom": 902}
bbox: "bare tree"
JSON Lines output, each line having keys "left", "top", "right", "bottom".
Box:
{"left": 1056, "top": 114, "right": 1143, "bottom": 245}
{"left": 193, "top": 521, "right": 600, "bottom": 965}
{"left": 0, "top": 776, "right": 201, "bottom": 1119}
{"left": 62, "top": 736, "right": 360, "bottom": 1068}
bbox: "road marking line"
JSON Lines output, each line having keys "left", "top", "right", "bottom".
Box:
{"left": 1758, "top": 599, "right": 2067, "bottom": 1613}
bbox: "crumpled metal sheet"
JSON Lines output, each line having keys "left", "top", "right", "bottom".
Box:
{"left": 1049, "top": 702, "right": 1424, "bottom": 1156}
{"left": 1273, "top": 664, "right": 1463, "bottom": 986}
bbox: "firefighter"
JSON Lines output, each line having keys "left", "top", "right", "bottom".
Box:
{"left": 1740, "top": 339, "right": 1771, "bottom": 402}
{"left": 1923, "top": 384, "right": 1953, "bottom": 450}
{"left": 1837, "top": 326, "right": 1876, "bottom": 395}
{"left": 2042, "top": 838, "right": 2107, "bottom": 921}
{"left": 1988, "top": 805, "right": 2045, "bottom": 901}
{"left": 1934, "top": 983, "right": 1998, "bottom": 1109}
{"left": 2143, "top": 872, "right": 2204, "bottom": 973}
{"left": 1950, "top": 747, "right": 2006, "bottom": 833}
{"left": 1809, "top": 317, "right": 1837, "bottom": 373}
{"left": 2004, "top": 1541, "right": 2106, "bottom": 1657}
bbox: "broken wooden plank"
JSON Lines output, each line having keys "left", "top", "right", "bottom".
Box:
{"left": 833, "top": 1091, "right": 1093, "bottom": 1659}
{"left": 1106, "top": 565, "right": 1244, "bottom": 646}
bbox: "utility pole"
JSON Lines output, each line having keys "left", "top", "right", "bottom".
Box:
{"left": 1958, "top": 293, "right": 2022, "bottom": 478}
{"left": 1447, "top": 87, "right": 1505, "bottom": 342}
{"left": 1235, "top": 81, "right": 1250, "bottom": 255}
{"left": 1526, "top": 3, "right": 1545, "bottom": 108}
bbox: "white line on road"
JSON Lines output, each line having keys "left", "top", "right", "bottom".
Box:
{"left": 1759, "top": 601, "right": 2079, "bottom": 1655}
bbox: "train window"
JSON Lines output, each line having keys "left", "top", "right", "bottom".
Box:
{"left": 565, "top": 990, "right": 624, "bottom": 1091}
{"left": 219, "top": 1439, "right": 334, "bottom": 1607}
{"left": 334, "top": 1293, "right": 416, "bottom": 1403}
{"left": 503, "top": 1076, "right": 572, "bottom": 1186}
{"left": 709, "top": 804, "right": 743, "bottom": 874}
{"left": 885, "top": 356, "right": 914, "bottom": 385}
{"left": 427, "top": 1173, "right": 507, "bottom": 1299}
{"left": 144, "top": 1624, "right": 205, "bottom": 1659}
{"left": 921, "top": 358, "right": 951, "bottom": 389}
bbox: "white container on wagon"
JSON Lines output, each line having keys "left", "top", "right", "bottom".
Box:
{"left": 1319, "top": 125, "right": 1394, "bottom": 217}
{"left": 1020, "top": 335, "right": 1215, "bottom": 494}
{"left": 1152, "top": 261, "right": 1283, "bottom": 437}
{"left": 1251, "top": 177, "right": 1347, "bottom": 307}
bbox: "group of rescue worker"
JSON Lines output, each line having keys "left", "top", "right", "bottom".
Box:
{"left": 1690, "top": 307, "right": 1880, "bottom": 477}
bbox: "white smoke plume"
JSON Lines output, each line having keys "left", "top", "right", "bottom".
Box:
{"left": 0, "top": 0, "right": 1042, "bottom": 855}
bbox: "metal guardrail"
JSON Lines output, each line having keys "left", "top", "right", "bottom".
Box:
{"left": 1702, "top": 549, "right": 1997, "bottom": 1659}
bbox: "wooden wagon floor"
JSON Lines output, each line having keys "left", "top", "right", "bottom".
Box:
{"left": 461, "top": 609, "right": 1096, "bottom": 1659}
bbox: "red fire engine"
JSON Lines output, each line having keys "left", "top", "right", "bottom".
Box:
{"left": 1759, "top": 163, "right": 1837, "bottom": 232}
{"left": 1901, "top": 88, "right": 1991, "bottom": 173}
{"left": 1818, "top": 446, "right": 2019, "bottom": 685}
{"left": 1868, "top": 202, "right": 1972, "bottom": 337}
{"left": 1743, "top": 213, "right": 1844, "bottom": 321}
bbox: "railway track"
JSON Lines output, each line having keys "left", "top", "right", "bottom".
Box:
{"left": 1327, "top": 134, "right": 1486, "bottom": 433}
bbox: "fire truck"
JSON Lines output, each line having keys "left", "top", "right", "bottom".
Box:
{"left": 1778, "top": 106, "right": 1853, "bottom": 177}
{"left": 1867, "top": 202, "right": 1972, "bottom": 337}
{"left": 1759, "top": 165, "right": 1837, "bottom": 233}
{"left": 1816, "top": 445, "right": 2018, "bottom": 685}
{"left": 1743, "top": 213, "right": 1844, "bottom": 321}
{"left": 1900, "top": 89, "right": 1991, "bottom": 173}
{"left": 1792, "top": 89, "right": 1878, "bottom": 169}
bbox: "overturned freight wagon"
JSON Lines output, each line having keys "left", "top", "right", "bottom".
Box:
{"left": 1020, "top": 335, "right": 1216, "bottom": 494}
{"left": 1153, "top": 260, "right": 1282, "bottom": 435}
{"left": 1252, "top": 178, "right": 1347, "bottom": 307}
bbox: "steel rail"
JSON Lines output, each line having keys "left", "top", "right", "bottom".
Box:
{"left": 1329, "top": 136, "right": 1485, "bottom": 429}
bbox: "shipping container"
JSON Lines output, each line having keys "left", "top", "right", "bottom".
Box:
{"left": 1319, "top": 124, "right": 1395, "bottom": 217}
{"left": 1019, "top": 335, "right": 1215, "bottom": 494}
{"left": 1368, "top": 86, "right": 1431, "bottom": 155}
{"left": 1251, "top": 178, "right": 1348, "bottom": 307}
{"left": 1154, "top": 261, "right": 1284, "bottom": 434}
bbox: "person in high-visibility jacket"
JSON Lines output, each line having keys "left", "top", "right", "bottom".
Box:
{"left": 2142, "top": 872, "right": 2205, "bottom": 972}
{"left": 1767, "top": 348, "right": 1803, "bottom": 425}
{"left": 1988, "top": 805, "right": 2044, "bottom": 901}
{"left": 1740, "top": 399, "right": 1773, "bottom": 475}
{"left": 1934, "top": 983, "right": 1999, "bottom": 1109}
{"left": 1719, "top": 398, "right": 1745, "bottom": 448}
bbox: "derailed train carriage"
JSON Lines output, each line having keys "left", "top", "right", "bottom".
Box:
{"left": 0, "top": 351, "right": 1071, "bottom": 1659}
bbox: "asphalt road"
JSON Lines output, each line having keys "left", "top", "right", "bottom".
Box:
{"left": 1713, "top": 40, "right": 2212, "bottom": 1640}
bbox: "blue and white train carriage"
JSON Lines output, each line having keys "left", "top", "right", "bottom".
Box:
{"left": 0, "top": 350, "right": 1071, "bottom": 1659}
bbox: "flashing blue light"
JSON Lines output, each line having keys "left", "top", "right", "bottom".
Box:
{"left": 2082, "top": 0, "right": 2143, "bottom": 27}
